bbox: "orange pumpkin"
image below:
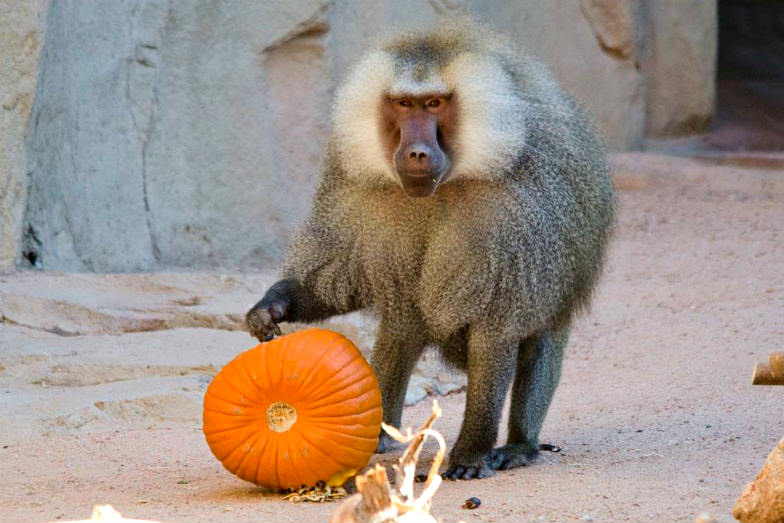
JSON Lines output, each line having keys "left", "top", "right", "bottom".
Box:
{"left": 202, "top": 328, "right": 382, "bottom": 491}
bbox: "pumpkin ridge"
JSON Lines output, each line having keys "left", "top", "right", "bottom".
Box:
{"left": 256, "top": 430, "right": 280, "bottom": 485}
{"left": 210, "top": 369, "right": 258, "bottom": 410}
{"left": 297, "top": 425, "right": 375, "bottom": 461}
{"left": 304, "top": 415, "right": 381, "bottom": 427}
{"left": 202, "top": 405, "right": 266, "bottom": 421}
{"left": 236, "top": 345, "right": 269, "bottom": 399}
{"left": 204, "top": 426, "right": 258, "bottom": 447}
{"left": 272, "top": 437, "right": 283, "bottom": 491}
{"left": 227, "top": 349, "right": 267, "bottom": 401}
{"left": 291, "top": 423, "right": 352, "bottom": 472}
{"left": 203, "top": 415, "right": 266, "bottom": 435}
{"left": 236, "top": 430, "right": 265, "bottom": 481}
{"left": 296, "top": 428, "right": 359, "bottom": 470}
{"left": 202, "top": 402, "right": 264, "bottom": 430}
{"left": 299, "top": 374, "right": 378, "bottom": 411}
{"left": 283, "top": 432, "right": 318, "bottom": 489}
{"left": 276, "top": 337, "right": 289, "bottom": 402}
{"left": 309, "top": 434, "right": 373, "bottom": 467}
{"left": 221, "top": 428, "right": 263, "bottom": 479}
{"left": 299, "top": 354, "right": 365, "bottom": 402}
{"left": 204, "top": 388, "right": 267, "bottom": 415}
{"left": 303, "top": 410, "right": 382, "bottom": 426}
{"left": 306, "top": 422, "right": 379, "bottom": 445}
{"left": 295, "top": 333, "right": 347, "bottom": 394}
{"left": 309, "top": 423, "right": 380, "bottom": 443}
{"left": 252, "top": 432, "right": 267, "bottom": 486}
{"left": 307, "top": 424, "right": 380, "bottom": 441}
{"left": 286, "top": 429, "right": 322, "bottom": 486}
{"left": 261, "top": 339, "right": 276, "bottom": 404}
{"left": 236, "top": 345, "right": 259, "bottom": 395}
{"left": 203, "top": 389, "right": 254, "bottom": 412}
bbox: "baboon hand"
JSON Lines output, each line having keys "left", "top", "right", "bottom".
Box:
{"left": 245, "top": 297, "right": 288, "bottom": 342}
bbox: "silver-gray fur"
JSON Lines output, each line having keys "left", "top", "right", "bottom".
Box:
{"left": 246, "top": 21, "right": 615, "bottom": 480}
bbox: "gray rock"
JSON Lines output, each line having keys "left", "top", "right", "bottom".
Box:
{"left": 0, "top": 272, "right": 468, "bottom": 431}
{"left": 471, "top": 0, "right": 645, "bottom": 149}
{"left": 0, "top": 323, "right": 252, "bottom": 443}
{"left": 0, "top": 271, "right": 277, "bottom": 335}
{"left": 642, "top": 0, "right": 717, "bottom": 137}
{"left": 24, "top": 0, "right": 330, "bottom": 271}
{"left": 0, "top": 0, "right": 47, "bottom": 272}
{"left": 405, "top": 349, "right": 467, "bottom": 406}
{"left": 579, "top": 0, "right": 636, "bottom": 59}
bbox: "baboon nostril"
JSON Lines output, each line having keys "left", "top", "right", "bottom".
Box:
{"left": 404, "top": 144, "right": 431, "bottom": 164}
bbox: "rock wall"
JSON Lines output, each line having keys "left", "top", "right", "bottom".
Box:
{"left": 4, "top": 0, "right": 717, "bottom": 272}
{"left": 0, "top": 0, "right": 48, "bottom": 272}
{"left": 23, "top": 0, "right": 331, "bottom": 272}
{"left": 643, "top": 0, "right": 717, "bottom": 137}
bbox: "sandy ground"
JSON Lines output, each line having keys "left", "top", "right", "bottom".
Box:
{"left": 1, "top": 153, "right": 783, "bottom": 523}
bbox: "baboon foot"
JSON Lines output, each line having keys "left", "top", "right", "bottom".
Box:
{"left": 442, "top": 454, "right": 495, "bottom": 480}
{"left": 375, "top": 431, "right": 400, "bottom": 454}
{"left": 486, "top": 443, "right": 540, "bottom": 470}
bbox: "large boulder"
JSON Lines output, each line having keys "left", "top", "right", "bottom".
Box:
{"left": 24, "top": 0, "right": 330, "bottom": 271}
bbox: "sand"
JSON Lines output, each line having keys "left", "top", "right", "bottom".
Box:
{"left": 1, "top": 153, "right": 783, "bottom": 522}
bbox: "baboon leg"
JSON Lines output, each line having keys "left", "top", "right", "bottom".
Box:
{"left": 371, "top": 318, "right": 427, "bottom": 453}
{"left": 488, "top": 326, "right": 568, "bottom": 470}
{"left": 443, "top": 325, "right": 518, "bottom": 480}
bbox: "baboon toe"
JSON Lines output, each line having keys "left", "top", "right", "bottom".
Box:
{"left": 442, "top": 461, "right": 494, "bottom": 480}
{"left": 487, "top": 444, "right": 539, "bottom": 470}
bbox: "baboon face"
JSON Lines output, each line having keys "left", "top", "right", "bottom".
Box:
{"left": 381, "top": 92, "right": 458, "bottom": 197}
{"left": 334, "top": 42, "right": 528, "bottom": 190}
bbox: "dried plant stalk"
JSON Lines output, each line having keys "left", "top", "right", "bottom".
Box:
{"left": 769, "top": 352, "right": 784, "bottom": 377}
{"left": 752, "top": 363, "right": 784, "bottom": 385}
{"left": 733, "top": 436, "right": 784, "bottom": 523}
{"left": 330, "top": 401, "right": 445, "bottom": 523}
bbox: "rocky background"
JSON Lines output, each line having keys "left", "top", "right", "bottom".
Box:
{"left": 1, "top": 0, "right": 718, "bottom": 273}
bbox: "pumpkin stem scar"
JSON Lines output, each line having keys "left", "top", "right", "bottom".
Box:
{"left": 266, "top": 401, "right": 298, "bottom": 433}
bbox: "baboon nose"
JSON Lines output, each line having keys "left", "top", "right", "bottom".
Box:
{"left": 409, "top": 149, "right": 428, "bottom": 160}
{"left": 404, "top": 143, "right": 435, "bottom": 172}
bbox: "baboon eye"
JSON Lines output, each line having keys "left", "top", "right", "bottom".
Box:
{"left": 399, "top": 99, "right": 413, "bottom": 108}
{"left": 427, "top": 99, "right": 441, "bottom": 108}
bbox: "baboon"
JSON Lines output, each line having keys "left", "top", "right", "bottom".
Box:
{"left": 247, "top": 21, "right": 615, "bottom": 480}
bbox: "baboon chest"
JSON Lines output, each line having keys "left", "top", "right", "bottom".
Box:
{"left": 354, "top": 195, "right": 438, "bottom": 305}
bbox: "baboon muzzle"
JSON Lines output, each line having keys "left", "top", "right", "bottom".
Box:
{"left": 394, "top": 115, "right": 447, "bottom": 197}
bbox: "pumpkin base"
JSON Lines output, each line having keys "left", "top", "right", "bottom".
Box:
{"left": 266, "top": 401, "right": 297, "bottom": 433}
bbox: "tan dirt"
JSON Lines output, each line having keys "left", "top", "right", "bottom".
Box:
{"left": 1, "top": 153, "right": 783, "bottom": 522}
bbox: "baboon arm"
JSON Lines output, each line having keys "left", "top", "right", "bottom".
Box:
{"left": 259, "top": 278, "right": 334, "bottom": 323}
{"left": 280, "top": 220, "right": 367, "bottom": 322}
